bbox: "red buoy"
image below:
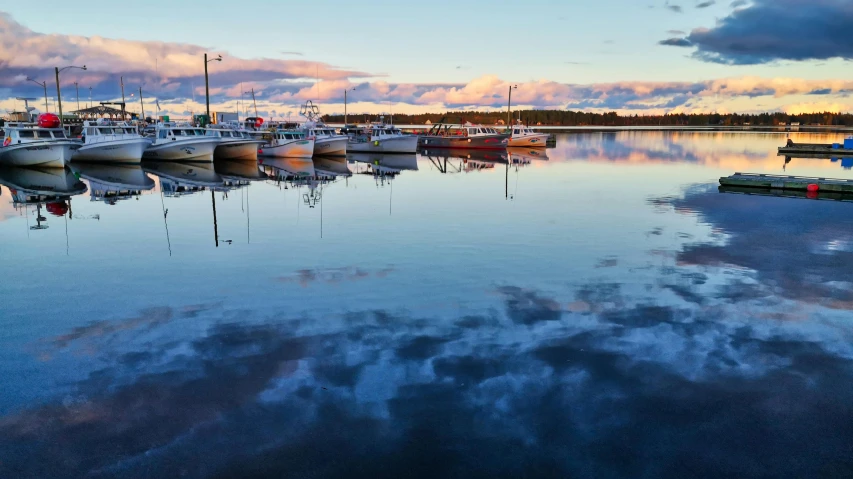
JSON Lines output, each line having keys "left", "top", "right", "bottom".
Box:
{"left": 807, "top": 183, "right": 820, "bottom": 192}
{"left": 255, "top": 118, "right": 264, "bottom": 128}
{"left": 46, "top": 201, "right": 68, "bottom": 217}
{"left": 37, "top": 113, "right": 61, "bottom": 129}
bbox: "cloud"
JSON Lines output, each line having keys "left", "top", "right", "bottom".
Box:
{"left": 0, "top": 12, "right": 373, "bottom": 104}
{"left": 667, "top": 29, "right": 687, "bottom": 34}
{"left": 661, "top": 0, "right": 853, "bottom": 64}
{"left": 659, "top": 38, "right": 693, "bottom": 47}
{"left": 696, "top": 0, "right": 715, "bottom": 7}
{"left": 730, "top": 0, "right": 748, "bottom": 7}
{"left": 665, "top": 1, "right": 683, "bottom": 12}
{"left": 279, "top": 51, "right": 304, "bottom": 56}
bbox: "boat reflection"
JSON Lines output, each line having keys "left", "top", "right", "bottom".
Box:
{"left": 260, "top": 157, "right": 315, "bottom": 186}
{"left": 142, "top": 161, "right": 224, "bottom": 197}
{"left": 71, "top": 162, "right": 155, "bottom": 204}
{"left": 419, "top": 148, "right": 508, "bottom": 174}
{"left": 313, "top": 156, "right": 352, "bottom": 178}
{"left": 0, "top": 165, "right": 87, "bottom": 229}
{"left": 348, "top": 152, "right": 418, "bottom": 184}
{"left": 214, "top": 159, "right": 267, "bottom": 182}
{"left": 507, "top": 146, "right": 549, "bottom": 164}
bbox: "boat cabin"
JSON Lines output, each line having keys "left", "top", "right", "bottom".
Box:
{"left": 205, "top": 129, "right": 252, "bottom": 140}
{"left": 272, "top": 130, "right": 306, "bottom": 141}
{"left": 511, "top": 126, "right": 538, "bottom": 136}
{"left": 81, "top": 121, "right": 139, "bottom": 139}
{"left": 152, "top": 124, "right": 208, "bottom": 141}
{"left": 465, "top": 126, "right": 501, "bottom": 137}
{"left": 2, "top": 124, "right": 69, "bottom": 145}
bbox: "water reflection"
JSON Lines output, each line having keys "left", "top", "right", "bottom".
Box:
{"left": 0, "top": 165, "right": 86, "bottom": 230}
{"left": 2, "top": 132, "right": 853, "bottom": 478}
{"left": 72, "top": 162, "right": 156, "bottom": 204}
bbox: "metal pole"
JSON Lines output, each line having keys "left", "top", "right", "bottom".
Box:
{"left": 344, "top": 90, "right": 347, "bottom": 125}
{"left": 75, "top": 82, "right": 80, "bottom": 111}
{"left": 507, "top": 86, "right": 512, "bottom": 130}
{"left": 204, "top": 53, "right": 211, "bottom": 120}
{"left": 120, "top": 77, "right": 126, "bottom": 120}
{"left": 139, "top": 87, "right": 145, "bottom": 120}
{"left": 43, "top": 83, "right": 49, "bottom": 113}
{"left": 55, "top": 67, "right": 64, "bottom": 127}
{"left": 251, "top": 88, "right": 258, "bottom": 117}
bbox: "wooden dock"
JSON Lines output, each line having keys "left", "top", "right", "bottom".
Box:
{"left": 778, "top": 140, "right": 853, "bottom": 156}
{"left": 719, "top": 173, "right": 853, "bottom": 195}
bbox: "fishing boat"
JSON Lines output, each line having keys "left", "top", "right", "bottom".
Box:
{"left": 258, "top": 129, "right": 315, "bottom": 158}
{"left": 0, "top": 115, "right": 81, "bottom": 168}
{"left": 506, "top": 122, "right": 550, "bottom": 148}
{"left": 72, "top": 120, "right": 152, "bottom": 163}
{"left": 345, "top": 121, "right": 419, "bottom": 154}
{"left": 142, "top": 122, "right": 220, "bottom": 162}
{"left": 205, "top": 125, "right": 266, "bottom": 161}
{"left": 299, "top": 101, "right": 348, "bottom": 156}
{"left": 418, "top": 123, "right": 508, "bottom": 150}
{"left": 71, "top": 162, "right": 155, "bottom": 204}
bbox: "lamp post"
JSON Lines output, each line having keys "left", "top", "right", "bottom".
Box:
{"left": 88, "top": 87, "right": 92, "bottom": 108}
{"left": 26, "top": 77, "right": 49, "bottom": 113}
{"left": 55, "top": 65, "right": 87, "bottom": 127}
{"left": 344, "top": 87, "right": 356, "bottom": 125}
{"left": 74, "top": 82, "right": 80, "bottom": 111}
{"left": 139, "top": 86, "right": 146, "bottom": 121}
{"left": 507, "top": 84, "right": 517, "bottom": 130}
{"left": 204, "top": 53, "right": 222, "bottom": 121}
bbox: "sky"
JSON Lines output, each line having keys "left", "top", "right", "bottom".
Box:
{"left": 1, "top": 0, "right": 852, "bottom": 119}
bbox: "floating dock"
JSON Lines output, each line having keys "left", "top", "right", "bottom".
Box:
{"left": 778, "top": 140, "right": 853, "bottom": 156}
{"left": 719, "top": 173, "right": 853, "bottom": 195}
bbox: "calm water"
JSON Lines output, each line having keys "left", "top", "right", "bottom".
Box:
{"left": 2, "top": 131, "right": 853, "bottom": 478}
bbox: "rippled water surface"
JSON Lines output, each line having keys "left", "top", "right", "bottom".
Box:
{"left": 2, "top": 131, "right": 853, "bottom": 478}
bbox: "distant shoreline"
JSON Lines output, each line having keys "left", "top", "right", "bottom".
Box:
{"left": 326, "top": 124, "right": 853, "bottom": 133}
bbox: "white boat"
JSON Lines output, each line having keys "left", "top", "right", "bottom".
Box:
{"left": 299, "top": 101, "right": 347, "bottom": 156}
{"left": 258, "top": 129, "right": 315, "bottom": 158}
{"left": 507, "top": 122, "right": 550, "bottom": 148}
{"left": 205, "top": 125, "right": 266, "bottom": 161}
{"left": 72, "top": 120, "right": 152, "bottom": 163}
{"left": 142, "top": 122, "right": 220, "bottom": 162}
{"left": 345, "top": 123, "right": 419, "bottom": 154}
{"left": 0, "top": 122, "right": 81, "bottom": 168}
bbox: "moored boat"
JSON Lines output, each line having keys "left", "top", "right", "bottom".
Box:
{"left": 205, "top": 125, "right": 266, "bottom": 161}
{"left": 72, "top": 120, "right": 152, "bottom": 163}
{"left": 142, "top": 123, "right": 220, "bottom": 162}
{"left": 299, "top": 101, "right": 348, "bottom": 156}
{"left": 506, "top": 122, "right": 550, "bottom": 148}
{"left": 346, "top": 122, "right": 419, "bottom": 154}
{"left": 418, "top": 123, "right": 508, "bottom": 150}
{"left": 0, "top": 116, "right": 81, "bottom": 168}
{"left": 258, "top": 129, "right": 315, "bottom": 158}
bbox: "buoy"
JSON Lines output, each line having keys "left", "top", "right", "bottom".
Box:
{"left": 46, "top": 201, "right": 68, "bottom": 217}
{"left": 37, "top": 113, "right": 60, "bottom": 129}
{"left": 807, "top": 183, "right": 819, "bottom": 192}
{"left": 2, "top": 136, "right": 10, "bottom": 147}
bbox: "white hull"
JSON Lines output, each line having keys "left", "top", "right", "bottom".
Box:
{"left": 313, "top": 137, "right": 348, "bottom": 156}
{"left": 0, "top": 141, "right": 78, "bottom": 168}
{"left": 214, "top": 140, "right": 265, "bottom": 161}
{"left": 143, "top": 138, "right": 219, "bottom": 162}
{"left": 72, "top": 138, "right": 152, "bottom": 163}
{"left": 507, "top": 134, "right": 550, "bottom": 148}
{"left": 259, "top": 138, "right": 315, "bottom": 158}
{"left": 348, "top": 135, "right": 419, "bottom": 154}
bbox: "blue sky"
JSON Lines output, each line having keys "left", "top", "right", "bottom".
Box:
{"left": 1, "top": 0, "right": 852, "bottom": 118}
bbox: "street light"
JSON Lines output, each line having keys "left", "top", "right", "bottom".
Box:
{"left": 26, "top": 77, "right": 49, "bottom": 113}
{"left": 55, "top": 64, "right": 87, "bottom": 127}
{"left": 507, "top": 84, "right": 517, "bottom": 130}
{"left": 204, "top": 54, "right": 222, "bottom": 121}
{"left": 344, "top": 87, "right": 356, "bottom": 126}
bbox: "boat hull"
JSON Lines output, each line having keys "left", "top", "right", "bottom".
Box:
{"left": 507, "top": 134, "right": 550, "bottom": 148}
{"left": 313, "top": 137, "right": 348, "bottom": 156}
{"left": 143, "top": 139, "right": 219, "bottom": 162}
{"left": 0, "top": 141, "right": 78, "bottom": 168}
{"left": 214, "top": 140, "right": 265, "bottom": 161}
{"left": 418, "top": 135, "right": 507, "bottom": 150}
{"left": 348, "top": 135, "right": 419, "bottom": 154}
{"left": 259, "top": 139, "right": 315, "bottom": 158}
{"left": 72, "top": 138, "right": 152, "bottom": 163}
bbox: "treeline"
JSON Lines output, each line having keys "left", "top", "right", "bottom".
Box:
{"left": 324, "top": 110, "right": 853, "bottom": 126}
